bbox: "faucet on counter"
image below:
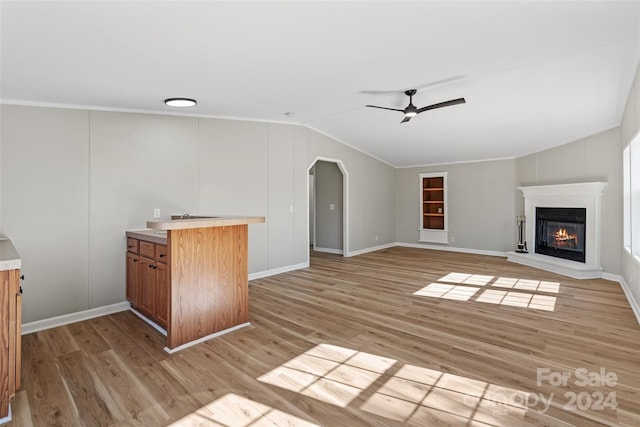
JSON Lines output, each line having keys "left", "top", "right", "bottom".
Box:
{"left": 181, "top": 213, "right": 190, "bottom": 219}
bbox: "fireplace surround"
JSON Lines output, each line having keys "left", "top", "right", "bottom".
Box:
{"left": 508, "top": 182, "right": 607, "bottom": 279}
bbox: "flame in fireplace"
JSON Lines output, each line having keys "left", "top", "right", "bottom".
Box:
{"left": 554, "top": 228, "right": 577, "bottom": 244}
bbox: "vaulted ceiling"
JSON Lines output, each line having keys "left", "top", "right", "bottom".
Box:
{"left": 2, "top": 1, "right": 639, "bottom": 167}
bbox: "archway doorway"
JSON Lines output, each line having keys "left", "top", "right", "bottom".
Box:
{"left": 307, "top": 157, "right": 349, "bottom": 258}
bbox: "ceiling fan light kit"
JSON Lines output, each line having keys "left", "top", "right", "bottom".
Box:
{"left": 366, "top": 89, "right": 465, "bottom": 123}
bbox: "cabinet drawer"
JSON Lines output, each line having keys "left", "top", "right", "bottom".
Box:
{"left": 139, "top": 241, "right": 155, "bottom": 258}
{"left": 155, "top": 245, "right": 167, "bottom": 263}
{"left": 127, "top": 238, "right": 139, "bottom": 254}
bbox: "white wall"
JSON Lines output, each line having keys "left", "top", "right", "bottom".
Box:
{"left": 516, "top": 127, "right": 622, "bottom": 275}
{"left": 395, "top": 159, "right": 517, "bottom": 253}
{"left": 0, "top": 105, "right": 396, "bottom": 323}
{"left": 197, "top": 118, "right": 269, "bottom": 273}
{"left": 1, "top": 106, "right": 91, "bottom": 322}
{"left": 89, "top": 111, "right": 200, "bottom": 308}
{"left": 621, "top": 62, "right": 640, "bottom": 310}
{"left": 4, "top": 88, "right": 633, "bottom": 325}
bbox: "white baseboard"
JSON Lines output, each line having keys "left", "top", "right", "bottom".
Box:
{"left": 347, "top": 242, "right": 396, "bottom": 257}
{"left": 0, "top": 404, "right": 11, "bottom": 424}
{"left": 313, "top": 246, "right": 344, "bottom": 255}
{"left": 396, "top": 242, "right": 507, "bottom": 258}
{"left": 249, "top": 262, "right": 309, "bottom": 281}
{"left": 602, "top": 272, "right": 623, "bottom": 283}
{"left": 507, "top": 251, "right": 603, "bottom": 280}
{"left": 164, "top": 322, "right": 251, "bottom": 354}
{"left": 20, "top": 260, "right": 311, "bottom": 335}
{"left": 21, "top": 301, "right": 130, "bottom": 335}
{"left": 129, "top": 307, "right": 167, "bottom": 336}
{"left": 21, "top": 252, "right": 638, "bottom": 337}
{"left": 618, "top": 277, "right": 640, "bottom": 326}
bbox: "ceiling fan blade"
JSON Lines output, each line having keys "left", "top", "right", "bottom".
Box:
{"left": 400, "top": 115, "right": 412, "bottom": 124}
{"left": 416, "top": 98, "right": 466, "bottom": 114}
{"left": 366, "top": 105, "right": 405, "bottom": 113}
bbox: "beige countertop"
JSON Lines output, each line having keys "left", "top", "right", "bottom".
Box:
{"left": 146, "top": 215, "right": 265, "bottom": 230}
{"left": 126, "top": 229, "right": 168, "bottom": 245}
{"left": 0, "top": 238, "right": 21, "bottom": 271}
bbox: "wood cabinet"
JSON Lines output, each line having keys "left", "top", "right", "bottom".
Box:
{"left": 154, "top": 262, "right": 169, "bottom": 329}
{"left": 125, "top": 251, "right": 139, "bottom": 304}
{"left": 419, "top": 172, "right": 449, "bottom": 244}
{"left": 126, "top": 238, "right": 168, "bottom": 329}
{"left": 129, "top": 215, "right": 264, "bottom": 351}
{"left": 166, "top": 226, "right": 249, "bottom": 349}
{"left": 1, "top": 268, "right": 21, "bottom": 419}
{"left": 138, "top": 255, "right": 156, "bottom": 320}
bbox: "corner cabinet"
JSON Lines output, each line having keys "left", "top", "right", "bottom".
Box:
{"left": 419, "top": 172, "right": 449, "bottom": 244}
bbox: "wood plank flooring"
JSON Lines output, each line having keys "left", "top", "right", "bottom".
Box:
{"left": 6, "top": 247, "right": 640, "bottom": 426}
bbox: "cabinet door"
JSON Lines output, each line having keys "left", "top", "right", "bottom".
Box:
{"left": 155, "top": 262, "right": 169, "bottom": 329}
{"left": 138, "top": 257, "right": 156, "bottom": 319}
{"left": 126, "top": 252, "right": 139, "bottom": 305}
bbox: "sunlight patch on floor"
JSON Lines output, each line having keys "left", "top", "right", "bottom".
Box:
{"left": 492, "top": 278, "right": 560, "bottom": 293}
{"left": 257, "top": 343, "right": 539, "bottom": 426}
{"left": 361, "top": 364, "right": 533, "bottom": 425}
{"left": 415, "top": 273, "right": 560, "bottom": 311}
{"left": 439, "top": 272, "right": 495, "bottom": 286}
{"left": 413, "top": 283, "right": 480, "bottom": 301}
{"left": 168, "top": 393, "right": 319, "bottom": 427}
{"left": 258, "top": 343, "right": 396, "bottom": 408}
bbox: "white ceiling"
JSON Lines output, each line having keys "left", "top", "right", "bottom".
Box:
{"left": 2, "top": 1, "right": 639, "bottom": 167}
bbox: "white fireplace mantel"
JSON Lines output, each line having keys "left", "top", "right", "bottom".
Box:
{"left": 507, "top": 182, "right": 607, "bottom": 279}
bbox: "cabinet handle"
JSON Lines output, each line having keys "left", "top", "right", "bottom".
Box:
{"left": 128, "top": 245, "right": 134, "bottom": 248}
{"left": 149, "top": 265, "right": 157, "bottom": 270}
{"left": 20, "top": 275, "right": 25, "bottom": 280}
{"left": 19, "top": 287, "right": 23, "bottom": 294}
{"left": 159, "top": 254, "right": 165, "bottom": 258}
{"left": 133, "top": 259, "right": 138, "bottom": 263}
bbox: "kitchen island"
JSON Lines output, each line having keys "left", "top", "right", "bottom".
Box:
{"left": 127, "top": 215, "right": 264, "bottom": 352}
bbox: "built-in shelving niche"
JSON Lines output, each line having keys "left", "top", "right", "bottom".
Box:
{"left": 419, "top": 172, "right": 448, "bottom": 244}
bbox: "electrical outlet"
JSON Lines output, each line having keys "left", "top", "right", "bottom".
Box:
{"left": 153, "top": 208, "right": 160, "bottom": 218}
{"left": 329, "top": 204, "right": 335, "bottom": 211}
{"left": 375, "top": 235, "right": 378, "bottom": 241}
{"left": 450, "top": 236, "right": 455, "bottom": 243}
{"left": 289, "top": 205, "right": 294, "bottom": 213}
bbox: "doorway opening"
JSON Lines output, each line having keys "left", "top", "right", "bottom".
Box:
{"left": 308, "top": 157, "right": 349, "bottom": 258}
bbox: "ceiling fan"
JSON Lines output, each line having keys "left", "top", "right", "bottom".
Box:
{"left": 366, "top": 89, "right": 466, "bottom": 123}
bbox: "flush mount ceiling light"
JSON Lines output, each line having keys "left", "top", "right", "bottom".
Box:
{"left": 164, "top": 98, "right": 197, "bottom": 108}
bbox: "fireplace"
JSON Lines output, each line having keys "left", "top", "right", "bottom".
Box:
{"left": 535, "top": 207, "right": 586, "bottom": 263}
{"left": 507, "top": 182, "right": 606, "bottom": 279}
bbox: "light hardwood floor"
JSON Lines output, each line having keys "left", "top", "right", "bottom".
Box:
{"left": 7, "top": 247, "right": 640, "bottom": 426}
